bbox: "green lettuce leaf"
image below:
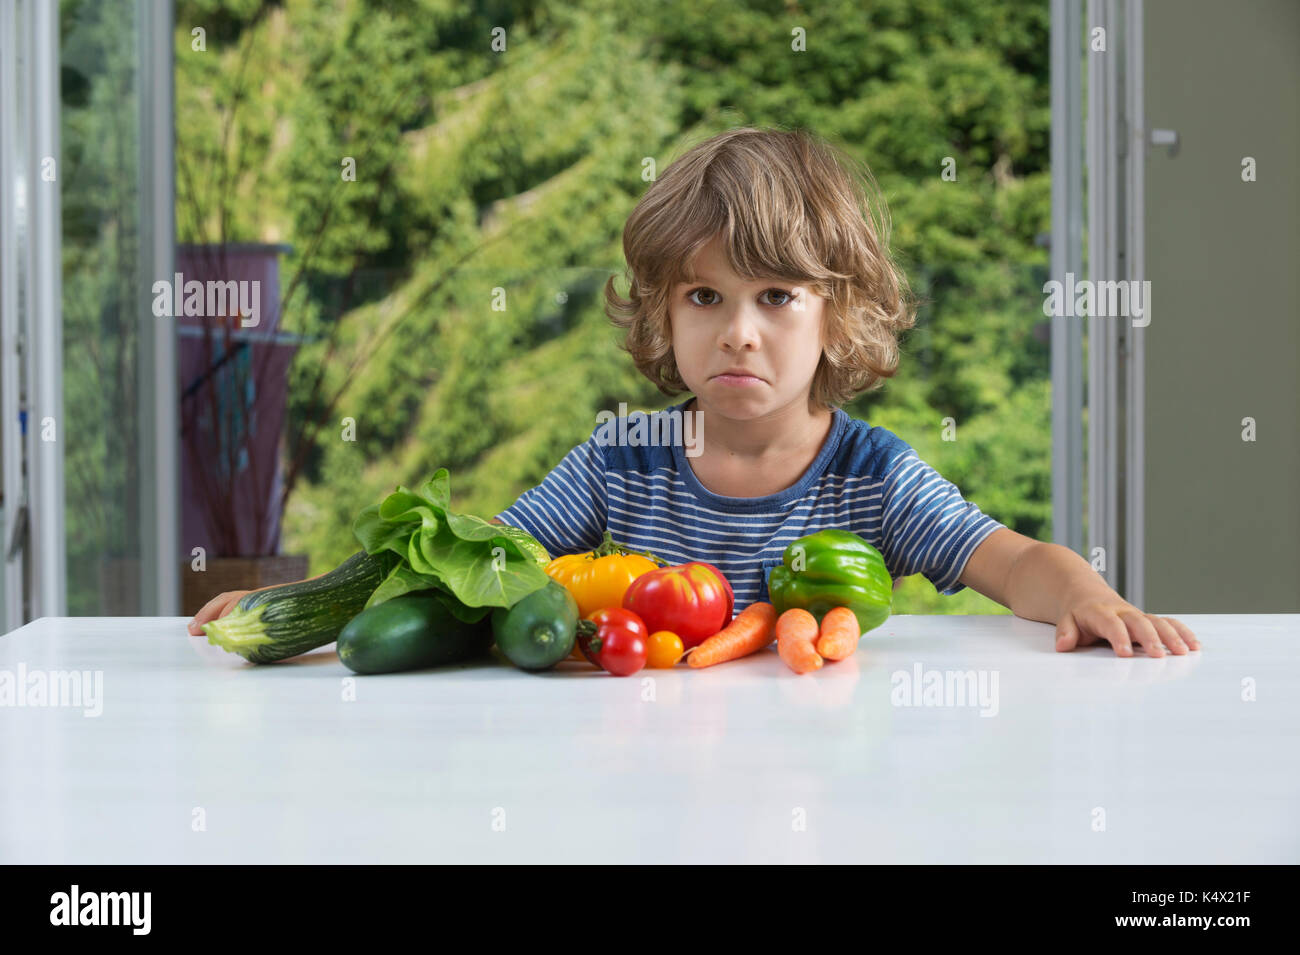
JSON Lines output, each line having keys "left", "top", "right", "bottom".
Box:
{"left": 421, "top": 530, "right": 550, "bottom": 608}
{"left": 352, "top": 503, "right": 415, "bottom": 558}
{"left": 419, "top": 470, "right": 452, "bottom": 510}
{"left": 353, "top": 470, "right": 551, "bottom": 611}
{"left": 406, "top": 523, "right": 441, "bottom": 576}
{"left": 377, "top": 488, "right": 440, "bottom": 528}
{"left": 365, "top": 562, "right": 441, "bottom": 609}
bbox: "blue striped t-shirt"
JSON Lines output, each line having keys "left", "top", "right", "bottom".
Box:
{"left": 494, "top": 401, "right": 1004, "bottom": 609}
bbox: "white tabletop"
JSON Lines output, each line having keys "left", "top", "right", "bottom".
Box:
{"left": 1, "top": 613, "right": 1296, "bottom": 864}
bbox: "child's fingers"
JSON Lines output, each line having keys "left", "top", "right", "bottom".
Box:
{"left": 1162, "top": 616, "right": 1201, "bottom": 650}
{"left": 1079, "top": 608, "right": 1133, "bottom": 656}
{"left": 1060, "top": 607, "right": 1198, "bottom": 658}
{"left": 1148, "top": 615, "right": 1189, "bottom": 655}
{"left": 1118, "top": 609, "right": 1165, "bottom": 657}
{"left": 1054, "top": 614, "right": 1081, "bottom": 651}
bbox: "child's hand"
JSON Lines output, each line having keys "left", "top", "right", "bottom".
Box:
{"left": 1054, "top": 596, "right": 1201, "bottom": 657}
{"left": 187, "top": 590, "right": 251, "bottom": 635}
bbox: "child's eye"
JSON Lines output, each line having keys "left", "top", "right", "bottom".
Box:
{"left": 685, "top": 287, "right": 795, "bottom": 307}
{"left": 686, "top": 287, "right": 720, "bottom": 307}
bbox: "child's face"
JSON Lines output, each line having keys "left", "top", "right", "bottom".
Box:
{"left": 668, "top": 236, "right": 825, "bottom": 417}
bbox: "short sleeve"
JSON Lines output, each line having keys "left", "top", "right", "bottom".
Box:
{"left": 878, "top": 448, "right": 1005, "bottom": 596}
{"left": 493, "top": 432, "right": 608, "bottom": 557}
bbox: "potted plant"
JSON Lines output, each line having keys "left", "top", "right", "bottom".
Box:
{"left": 175, "top": 240, "right": 310, "bottom": 615}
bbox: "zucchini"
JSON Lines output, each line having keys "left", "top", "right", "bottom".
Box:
{"left": 491, "top": 580, "right": 578, "bottom": 671}
{"left": 337, "top": 590, "right": 493, "bottom": 674}
{"left": 203, "top": 549, "right": 396, "bottom": 663}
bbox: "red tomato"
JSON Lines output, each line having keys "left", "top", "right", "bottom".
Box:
{"left": 581, "top": 607, "right": 649, "bottom": 676}
{"left": 694, "top": 561, "right": 735, "bottom": 620}
{"left": 621, "top": 562, "right": 734, "bottom": 649}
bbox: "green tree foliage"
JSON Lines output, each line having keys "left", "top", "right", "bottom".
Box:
{"left": 176, "top": 0, "right": 1052, "bottom": 614}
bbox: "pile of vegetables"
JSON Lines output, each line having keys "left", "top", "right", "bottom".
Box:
{"left": 203, "top": 469, "right": 552, "bottom": 669}
{"left": 493, "top": 530, "right": 738, "bottom": 676}
{"left": 490, "top": 527, "right": 893, "bottom": 676}
{"left": 202, "top": 471, "right": 893, "bottom": 677}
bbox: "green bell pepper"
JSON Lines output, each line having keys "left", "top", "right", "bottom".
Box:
{"left": 767, "top": 529, "right": 892, "bottom": 634}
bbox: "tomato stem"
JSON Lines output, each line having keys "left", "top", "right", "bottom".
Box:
{"left": 591, "top": 530, "right": 665, "bottom": 565}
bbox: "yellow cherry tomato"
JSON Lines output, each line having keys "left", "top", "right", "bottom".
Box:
{"left": 646, "top": 630, "right": 685, "bottom": 668}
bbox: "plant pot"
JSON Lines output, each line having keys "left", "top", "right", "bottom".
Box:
{"left": 181, "top": 554, "right": 310, "bottom": 617}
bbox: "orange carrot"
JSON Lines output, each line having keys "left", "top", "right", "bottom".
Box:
{"left": 687, "top": 602, "right": 777, "bottom": 668}
{"left": 776, "top": 608, "right": 823, "bottom": 674}
{"left": 815, "top": 606, "right": 861, "bottom": 661}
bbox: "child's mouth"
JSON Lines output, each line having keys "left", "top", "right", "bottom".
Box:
{"left": 711, "top": 371, "right": 765, "bottom": 386}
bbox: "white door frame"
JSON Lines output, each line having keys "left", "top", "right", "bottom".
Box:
{"left": 1086, "top": 0, "right": 1147, "bottom": 605}
{"left": 138, "top": 0, "right": 179, "bottom": 616}
{"left": 22, "top": 0, "right": 67, "bottom": 621}
{"left": 0, "top": 0, "right": 28, "bottom": 630}
{"left": 1050, "top": 0, "right": 1086, "bottom": 557}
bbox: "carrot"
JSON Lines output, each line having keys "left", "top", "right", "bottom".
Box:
{"left": 687, "top": 602, "right": 777, "bottom": 668}
{"left": 776, "top": 608, "right": 823, "bottom": 674}
{"left": 816, "top": 606, "right": 861, "bottom": 661}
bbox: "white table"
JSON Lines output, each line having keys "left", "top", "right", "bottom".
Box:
{"left": 1, "top": 614, "right": 1296, "bottom": 864}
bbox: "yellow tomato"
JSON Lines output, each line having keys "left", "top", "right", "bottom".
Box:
{"left": 646, "top": 630, "right": 685, "bottom": 668}
{"left": 545, "top": 551, "right": 659, "bottom": 619}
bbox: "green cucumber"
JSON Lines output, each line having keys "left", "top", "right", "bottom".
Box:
{"left": 491, "top": 580, "right": 578, "bottom": 672}
{"left": 204, "top": 549, "right": 397, "bottom": 664}
{"left": 337, "top": 590, "right": 493, "bottom": 674}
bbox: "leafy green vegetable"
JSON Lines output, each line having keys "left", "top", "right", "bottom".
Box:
{"left": 352, "top": 468, "right": 551, "bottom": 615}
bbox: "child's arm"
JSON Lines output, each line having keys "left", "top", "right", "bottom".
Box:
{"left": 958, "top": 528, "right": 1201, "bottom": 657}
{"left": 491, "top": 430, "right": 608, "bottom": 557}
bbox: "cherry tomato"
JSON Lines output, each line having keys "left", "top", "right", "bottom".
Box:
{"left": 646, "top": 631, "right": 685, "bottom": 668}
{"left": 580, "top": 607, "right": 648, "bottom": 676}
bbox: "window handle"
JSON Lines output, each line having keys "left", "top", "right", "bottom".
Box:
{"left": 1149, "top": 128, "right": 1179, "bottom": 157}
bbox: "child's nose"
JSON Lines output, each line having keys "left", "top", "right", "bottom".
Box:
{"left": 719, "top": 311, "right": 761, "bottom": 348}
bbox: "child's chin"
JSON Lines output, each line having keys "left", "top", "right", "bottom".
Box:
{"left": 702, "top": 388, "right": 773, "bottom": 415}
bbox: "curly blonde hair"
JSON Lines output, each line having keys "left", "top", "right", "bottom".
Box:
{"left": 604, "top": 126, "right": 917, "bottom": 409}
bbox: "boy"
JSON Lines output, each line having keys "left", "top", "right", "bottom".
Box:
{"left": 489, "top": 127, "right": 1199, "bottom": 658}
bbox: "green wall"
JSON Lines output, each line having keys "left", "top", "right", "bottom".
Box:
{"left": 1143, "top": 0, "right": 1299, "bottom": 611}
